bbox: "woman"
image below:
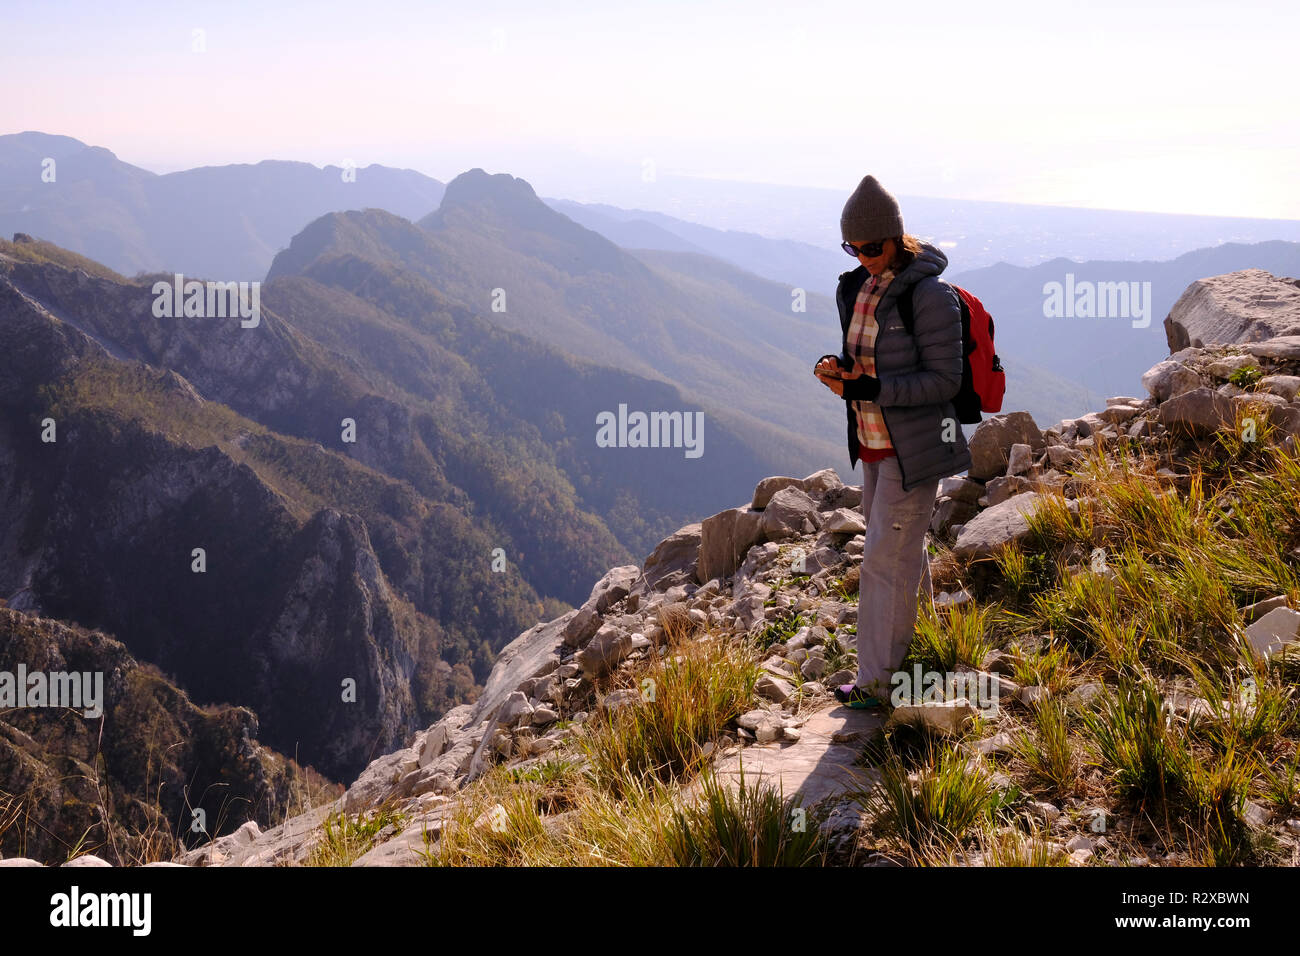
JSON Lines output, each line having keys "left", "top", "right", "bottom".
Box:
{"left": 814, "top": 175, "right": 972, "bottom": 708}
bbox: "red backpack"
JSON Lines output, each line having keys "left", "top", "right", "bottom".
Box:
{"left": 896, "top": 282, "right": 1005, "bottom": 424}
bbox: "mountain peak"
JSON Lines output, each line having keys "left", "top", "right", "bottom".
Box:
{"left": 420, "top": 167, "right": 634, "bottom": 276}
{"left": 439, "top": 168, "right": 540, "bottom": 209}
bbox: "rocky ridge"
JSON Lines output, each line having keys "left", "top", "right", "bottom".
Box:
{"left": 8, "top": 268, "right": 1300, "bottom": 868}
{"left": 172, "top": 341, "right": 1300, "bottom": 866}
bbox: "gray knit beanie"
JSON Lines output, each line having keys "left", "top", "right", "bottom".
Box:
{"left": 840, "top": 175, "right": 904, "bottom": 242}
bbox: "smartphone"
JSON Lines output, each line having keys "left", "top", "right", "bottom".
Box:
{"left": 814, "top": 354, "right": 843, "bottom": 377}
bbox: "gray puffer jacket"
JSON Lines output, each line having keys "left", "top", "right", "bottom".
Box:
{"left": 832, "top": 242, "right": 973, "bottom": 491}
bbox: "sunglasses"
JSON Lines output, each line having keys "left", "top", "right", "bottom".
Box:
{"left": 842, "top": 240, "right": 886, "bottom": 258}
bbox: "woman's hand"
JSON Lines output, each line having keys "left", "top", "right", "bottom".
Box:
{"left": 815, "top": 357, "right": 864, "bottom": 398}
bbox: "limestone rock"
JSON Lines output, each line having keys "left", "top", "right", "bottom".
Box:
{"left": 1157, "top": 386, "right": 1235, "bottom": 438}
{"left": 1245, "top": 336, "right": 1300, "bottom": 360}
{"left": 759, "top": 486, "right": 822, "bottom": 540}
{"left": 1164, "top": 270, "right": 1300, "bottom": 352}
{"left": 968, "top": 411, "right": 1044, "bottom": 481}
{"left": 887, "top": 699, "right": 977, "bottom": 735}
{"left": 1141, "top": 359, "right": 1202, "bottom": 402}
{"left": 755, "top": 673, "right": 795, "bottom": 704}
{"left": 642, "top": 522, "right": 702, "bottom": 592}
{"left": 752, "top": 476, "right": 803, "bottom": 509}
{"left": 1243, "top": 607, "right": 1300, "bottom": 659}
{"left": 577, "top": 625, "right": 633, "bottom": 679}
{"left": 952, "top": 492, "right": 1053, "bottom": 559}
{"left": 821, "top": 508, "right": 866, "bottom": 534}
{"left": 697, "top": 506, "right": 765, "bottom": 583}
{"left": 1259, "top": 374, "right": 1300, "bottom": 401}
{"left": 587, "top": 565, "right": 641, "bottom": 614}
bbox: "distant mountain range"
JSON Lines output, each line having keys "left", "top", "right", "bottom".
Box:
{"left": 552, "top": 174, "right": 1300, "bottom": 282}
{"left": 0, "top": 131, "right": 445, "bottom": 278}
{"left": 5, "top": 131, "right": 1297, "bottom": 445}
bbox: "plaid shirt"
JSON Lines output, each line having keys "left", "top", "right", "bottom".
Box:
{"left": 847, "top": 269, "right": 896, "bottom": 451}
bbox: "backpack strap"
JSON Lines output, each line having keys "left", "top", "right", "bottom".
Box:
{"left": 895, "top": 284, "right": 917, "bottom": 337}
{"left": 895, "top": 280, "right": 964, "bottom": 338}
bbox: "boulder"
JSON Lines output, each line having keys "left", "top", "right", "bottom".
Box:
{"left": 641, "top": 522, "right": 701, "bottom": 592}
{"left": 562, "top": 605, "right": 602, "bottom": 648}
{"left": 821, "top": 508, "right": 866, "bottom": 534}
{"left": 1157, "top": 387, "right": 1235, "bottom": 438}
{"left": 1245, "top": 336, "right": 1300, "bottom": 361}
{"left": 416, "top": 721, "right": 451, "bottom": 768}
{"left": 697, "top": 506, "right": 765, "bottom": 583}
{"left": 1096, "top": 404, "right": 1141, "bottom": 425}
{"left": 1242, "top": 594, "right": 1289, "bottom": 624}
{"left": 1006, "top": 442, "right": 1033, "bottom": 476}
{"left": 1141, "top": 359, "right": 1202, "bottom": 402}
{"left": 755, "top": 673, "right": 795, "bottom": 704}
{"left": 587, "top": 565, "right": 641, "bottom": 614}
{"left": 577, "top": 625, "right": 633, "bottom": 679}
{"left": 1046, "top": 444, "right": 1081, "bottom": 468}
{"left": 792, "top": 545, "right": 841, "bottom": 575}
{"left": 495, "top": 691, "right": 534, "bottom": 727}
{"left": 938, "top": 476, "right": 983, "bottom": 503}
{"left": 886, "top": 699, "right": 977, "bottom": 735}
{"left": 1204, "top": 354, "right": 1259, "bottom": 379}
{"left": 1260, "top": 375, "right": 1300, "bottom": 401}
{"left": 952, "top": 492, "right": 1053, "bottom": 559}
{"left": 982, "top": 475, "right": 1032, "bottom": 508}
{"left": 759, "top": 486, "right": 822, "bottom": 540}
{"left": 823, "top": 484, "right": 863, "bottom": 510}
{"left": 752, "top": 476, "right": 803, "bottom": 509}
{"left": 968, "top": 411, "right": 1044, "bottom": 481}
{"left": 1164, "top": 270, "right": 1300, "bottom": 352}
{"left": 931, "top": 496, "right": 979, "bottom": 536}
{"left": 801, "top": 467, "right": 845, "bottom": 496}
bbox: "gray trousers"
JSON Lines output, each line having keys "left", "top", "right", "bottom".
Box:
{"left": 854, "top": 455, "right": 938, "bottom": 694}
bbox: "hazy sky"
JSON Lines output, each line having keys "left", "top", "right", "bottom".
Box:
{"left": 7, "top": 0, "right": 1298, "bottom": 218}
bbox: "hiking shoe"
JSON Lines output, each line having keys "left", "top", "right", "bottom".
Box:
{"left": 834, "top": 684, "right": 883, "bottom": 709}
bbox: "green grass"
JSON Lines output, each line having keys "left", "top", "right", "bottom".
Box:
{"left": 1229, "top": 365, "right": 1263, "bottom": 389}
{"left": 663, "top": 766, "right": 830, "bottom": 866}
{"left": 855, "top": 740, "right": 1002, "bottom": 862}
{"left": 305, "top": 807, "right": 408, "bottom": 867}
{"left": 579, "top": 633, "right": 759, "bottom": 795}
{"left": 752, "top": 610, "right": 806, "bottom": 651}
{"left": 1015, "top": 698, "right": 1082, "bottom": 798}
{"left": 907, "top": 598, "right": 1003, "bottom": 672}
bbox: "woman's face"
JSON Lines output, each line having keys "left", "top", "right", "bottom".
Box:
{"left": 854, "top": 237, "right": 895, "bottom": 275}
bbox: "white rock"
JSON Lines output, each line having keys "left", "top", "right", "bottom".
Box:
{"left": 887, "top": 699, "right": 977, "bottom": 735}
{"left": 1244, "top": 607, "right": 1300, "bottom": 659}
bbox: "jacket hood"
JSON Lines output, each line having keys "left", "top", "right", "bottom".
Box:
{"left": 895, "top": 241, "right": 948, "bottom": 286}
